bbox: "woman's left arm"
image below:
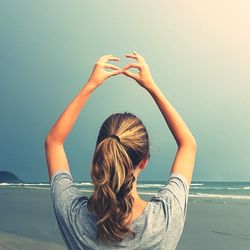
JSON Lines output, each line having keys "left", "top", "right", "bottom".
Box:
{"left": 45, "top": 54, "right": 123, "bottom": 179}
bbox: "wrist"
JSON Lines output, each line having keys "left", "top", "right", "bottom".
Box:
{"left": 145, "top": 81, "right": 159, "bottom": 94}
{"left": 84, "top": 81, "right": 97, "bottom": 92}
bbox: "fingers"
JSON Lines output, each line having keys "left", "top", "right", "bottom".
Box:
{"left": 125, "top": 54, "right": 137, "bottom": 59}
{"left": 125, "top": 50, "right": 146, "bottom": 64}
{"left": 104, "top": 63, "right": 121, "bottom": 70}
{"left": 99, "top": 55, "right": 120, "bottom": 63}
{"left": 123, "top": 63, "right": 141, "bottom": 71}
{"left": 98, "top": 55, "right": 121, "bottom": 74}
{"left": 122, "top": 61, "right": 141, "bottom": 80}
{"left": 108, "top": 57, "right": 120, "bottom": 61}
{"left": 107, "top": 69, "right": 123, "bottom": 77}
{"left": 122, "top": 70, "right": 138, "bottom": 80}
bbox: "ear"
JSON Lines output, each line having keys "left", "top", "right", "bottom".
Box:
{"left": 139, "top": 157, "right": 149, "bottom": 170}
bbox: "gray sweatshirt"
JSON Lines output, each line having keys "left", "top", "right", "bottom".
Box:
{"left": 50, "top": 170, "right": 189, "bottom": 250}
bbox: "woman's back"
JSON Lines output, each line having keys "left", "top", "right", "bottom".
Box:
{"left": 50, "top": 170, "right": 189, "bottom": 250}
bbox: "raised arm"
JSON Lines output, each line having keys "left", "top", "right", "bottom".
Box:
{"left": 45, "top": 55, "right": 123, "bottom": 179}
{"left": 148, "top": 84, "right": 196, "bottom": 188}
{"left": 122, "top": 51, "right": 196, "bottom": 188}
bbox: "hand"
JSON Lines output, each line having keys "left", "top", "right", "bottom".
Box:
{"left": 87, "top": 54, "right": 123, "bottom": 88}
{"left": 122, "top": 51, "right": 157, "bottom": 91}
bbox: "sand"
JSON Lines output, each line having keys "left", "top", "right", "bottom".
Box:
{"left": 0, "top": 187, "right": 249, "bottom": 250}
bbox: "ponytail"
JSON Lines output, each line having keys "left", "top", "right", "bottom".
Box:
{"left": 87, "top": 112, "right": 150, "bottom": 245}
{"left": 87, "top": 137, "right": 136, "bottom": 245}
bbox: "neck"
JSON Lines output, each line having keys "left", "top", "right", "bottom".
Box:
{"left": 130, "top": 177, "right": 142, "bottom": 201}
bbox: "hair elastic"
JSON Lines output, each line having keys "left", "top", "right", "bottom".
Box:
{"left": 108, "top": 134, "right": 121, "bottom": 143}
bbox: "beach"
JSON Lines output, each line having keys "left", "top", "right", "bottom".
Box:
{"left": 0, "top": 185, "right": 249, "bottom": 250}
{"left": 177, "top": 198, "right": 250, "bottom": 250}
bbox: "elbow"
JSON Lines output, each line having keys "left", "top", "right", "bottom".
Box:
{"left": 190, "top": 137, "right": 197, "bottom": 149}
{"left": 192, "top": 139, "right": 197, "bottom": 150}
{"left": 45, "top": 134, "right": 53, "bottom": 145}
{"left": 178, "top": 137, "right": 197, "bottom": 150}
{"left": 45, "top": 133, "right": 62, "bottom": 145}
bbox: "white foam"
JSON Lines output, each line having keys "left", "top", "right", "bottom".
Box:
{"left": 79, "top": 189, "right": 94, "bottom": 193}
{"left": 0, "top": 183, "right": 24, "bottom": 186}
{"left": 190, "top": 193, "right": 250, "bottom": 200}
{"left": 191, "top": 187, "right": 226, "bottom": 190}
{"left": 0, "top": 183, "right": 49, "bottom": 186}
{"left": 191, "top": 186, "right": 250, "bottom": 191}
{"left": 75, "top": 182, "right": 93, "bottom": 186}
{"left": 24, "top": 186, "right": 50, "bottom": 190}
{"left": 23, "top": 183, "right": 49, "bottom": 186}
{"left": 138, "top": 191, "right": 157, "bottom": 195}
{"left": 77, "top": 190, "right": 250, "bottom": 200}
{"left": 137, "top": 184, "right": 164, "bottom": 188}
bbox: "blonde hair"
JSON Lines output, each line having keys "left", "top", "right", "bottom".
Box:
{"left": 87, "top": 111, "right": 150, "bottom": 246}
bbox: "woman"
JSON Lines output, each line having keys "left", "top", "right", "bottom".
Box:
{"left": 45, "top": 51, "right": 197, "bottom": 250}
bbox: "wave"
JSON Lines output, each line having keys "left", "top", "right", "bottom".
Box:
{"left": 137, "top": 184, "right": 164, "bottom": 188}
{"left": 79, "top": 189, "right": 94, "bottom": 193}
{"left": 24, "top": 186, "right": 50, "bottom": 190}
{"left": 191, "top": 186, "right": 250, "bottom": 190}
{"left": 79, "top": 190, "right": 250, "bottom": 200}
{"left": 190, "top": 183, "right": 204, "bottom": 186}
{"left": 2, "top": 185, "right": 249, "bottom": 200}
{"left": 139, "top": 191, "right": 157, "bottom": 195}
{"left": 191, "top": 187, "right": 242, "bottom": 190}
{"left": 191, "top": 187, "right": 225, "bottom": 190}
{"left": 0, "top": 183, "right": 49, "bottom": 186}
{"left": 23, "top": 183, "right": 49, "bottom": 186}
{"left": 0, "top": 183, "right": 24, "bottom": 186}
{"left": 75, "top": 182, "right": 93, "bottom": 186}
{"left": 189, "top": 193, "right": 250, "bottom": 200}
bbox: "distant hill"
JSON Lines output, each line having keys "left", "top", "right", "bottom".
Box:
{"left": 0, "top": 171, "right": 23, "bottom": 183}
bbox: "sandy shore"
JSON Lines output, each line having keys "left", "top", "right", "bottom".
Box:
{"left": 0, "top": 188, "right": 249, "bottom": 250}
{"left": 177, "top": 198, "right": 250, "bottom": 250}
{"left": 0, "top": 231, "right": 66, "bottom": 250}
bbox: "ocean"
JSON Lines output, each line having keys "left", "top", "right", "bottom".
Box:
{"left": 1, "top": 180, "right": 250, "bottom": 200}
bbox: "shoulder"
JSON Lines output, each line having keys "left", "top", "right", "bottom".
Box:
{"left": 50, "top": 170, "right": 72, "bottom": 185}
{"left": 150, "top": 172, "right": 189, "bottom": 222}
{"left": 50, "top": 170, "right": 88, "bottom": 214}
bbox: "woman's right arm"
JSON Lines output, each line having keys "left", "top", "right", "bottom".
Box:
{"left": 122, "top": 51, "right": 196, "bottom": 188}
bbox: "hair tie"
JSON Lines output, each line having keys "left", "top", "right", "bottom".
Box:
{"left": 108, "top": 134, "right": 121, "bottom": 143}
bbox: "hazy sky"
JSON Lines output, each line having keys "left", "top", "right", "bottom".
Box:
{"left": 0, "top": 1, "right": 249, "bottom": 182}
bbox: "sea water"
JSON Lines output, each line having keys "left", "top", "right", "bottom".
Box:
{"left": 1, "top": 180, "right": 250, "bottom": 200}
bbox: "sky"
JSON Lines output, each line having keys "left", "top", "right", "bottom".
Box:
{"left": 0, "top": 1, "right": 249, "bottom": 182}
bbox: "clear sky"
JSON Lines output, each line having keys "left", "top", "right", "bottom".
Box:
{"left": 0, "top": 1, "right": 249, "bottom": 182}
